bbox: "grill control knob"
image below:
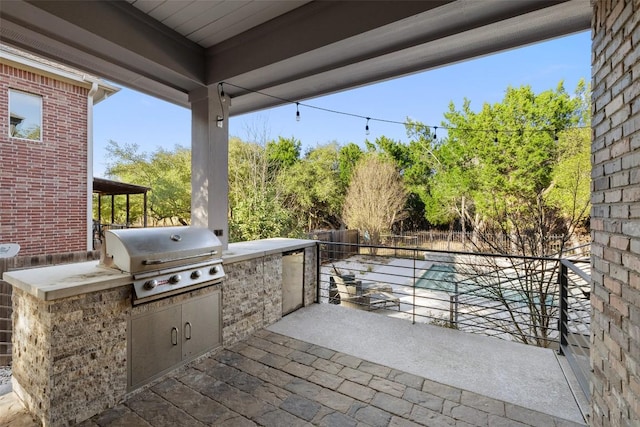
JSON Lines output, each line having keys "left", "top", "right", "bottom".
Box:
{"left": 144, "top": 279, "right": 158, "bottom": 290}
{"left": 168, "top": 274, "right": 181, "bottom": 284}
{"left": 209, "top": 266, "right": 219, "bottom": 275}
{"left": 191, "top": 270, "right": 202, "bottom": 280}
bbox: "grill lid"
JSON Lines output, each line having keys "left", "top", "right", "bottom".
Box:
{"left": 101, "top": 226, "right": 222, "bottom": 274}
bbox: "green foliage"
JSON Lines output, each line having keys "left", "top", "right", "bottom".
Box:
{"left": 545, "top": 128, "right": 591, "bottom": 234}
{"left": 426, "top": 80, "right": 590, "bottom": 255}
{"left": 279, "top": 143, "right": 346, "bottom": 231}
{"left": 366, "top": 126, "right": 435, "bottom": 229}
{"left": 338, "top": 142, "right": 364, "bottom": 187}
{"left": 228, "top": 193, "right": 295, "bottom": 242}
{"left": 228, "top": 137, "right": 298, "bottom": 242}
{"left": 103, "top": 141, "right": 191, "bottom": 226}
{"left": 98, "top": 79, "right": 590, "bottom": 250}
{"left": 12, "top": 124, "right": 41, "bottom": 140}
{"left": 266, "top": 136, "right": 301, "bottom": 171}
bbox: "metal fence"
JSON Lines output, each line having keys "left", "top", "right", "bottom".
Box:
{"left": 559, "top": 248, "right": 592, "bottom": 402}
{"left": 317, "top": 241, "right": 591, "bottom": 351}
{"left": 380, "top": 231, "right": 582, "bottom": 255}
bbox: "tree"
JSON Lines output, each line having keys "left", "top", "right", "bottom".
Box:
{"left": 279, "top": 143, "right": 345, "bottom": 231}
{"left": 104, "top": 141, "right": 191, "bottom": 225}
{"left": 366, "top": 127, "right": 436, "bottom": 231}
{"left": 426, "top": 81, "right": 589, "bottom": 254}
{"left": 342, "top": 154, "right": 407, "bottom": 252}
{"left": 266, "top": 136, "right": 301, "bottom": 171}
{"left": 228, "top": 137, "right": 295, "bottom": 241}
{"left": 427, "top": 81, "right": 591, "bottom": 347}
{"left": 338, "top": 142, "right": 364, "bottom": 188}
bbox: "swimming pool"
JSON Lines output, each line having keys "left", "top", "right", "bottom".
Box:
{"left": 415, "top": 264, "right": 458, "bottom": 292}
{"left": 415, "top": 264, "right": 556, "bottom": 306}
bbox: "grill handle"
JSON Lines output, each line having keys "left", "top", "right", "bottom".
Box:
{"left": 142, "top": 251, "right": 218, "bottom": 266}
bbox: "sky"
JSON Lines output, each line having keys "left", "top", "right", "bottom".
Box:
{"left": 93, "top": 31, "right": 591, "bottom": 178}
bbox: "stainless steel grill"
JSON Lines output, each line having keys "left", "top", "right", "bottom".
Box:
{"left": 101, "top": 226, "right": 225, "bottom": 305}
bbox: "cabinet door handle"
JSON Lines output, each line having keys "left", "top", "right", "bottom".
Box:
{"left": 171, "top": 327, "right": 179, "bottom": 345}
{"left": 184, "top": 322, "right": 192, "bottom": 340}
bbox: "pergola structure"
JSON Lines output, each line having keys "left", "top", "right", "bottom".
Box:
{"left": 92, "top": 177, "right": 149, "bottom": 231}
{"left": 1, "top": 1, "right": 639, "bottom": 424}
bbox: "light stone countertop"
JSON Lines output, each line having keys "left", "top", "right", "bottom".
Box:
{"left": 2, "top": 261, "right": 132, "bottom": 301}
{"left": 2, "top": 238, "right": 318, "bottom": 301}
{"left": 223, "top": 238, "right": 317, "bottom": 264}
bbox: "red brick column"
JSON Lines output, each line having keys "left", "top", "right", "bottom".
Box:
{"left": 590, "top": 0, "right": 640, "bottom": 424}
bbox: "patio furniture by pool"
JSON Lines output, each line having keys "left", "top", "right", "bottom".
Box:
{"left": 332, "top": 275, "right": 400, "bottom": 311}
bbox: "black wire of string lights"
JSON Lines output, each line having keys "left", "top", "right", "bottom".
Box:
{"left": 219, "top": 81, "right": 583, "bottom": 140}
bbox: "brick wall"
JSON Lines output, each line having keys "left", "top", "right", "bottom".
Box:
{"left": 590, "top": 0, "right": 640, "bottom": 424}
{"left": 0, "top": 62, "right": 89, "bottom": 256}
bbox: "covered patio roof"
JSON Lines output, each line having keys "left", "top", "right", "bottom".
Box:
{"left": 93, "top": 177, "right": 149, "bottom": 196}
{"left": 0, "top": 1, "right": 591, "bottom": 115}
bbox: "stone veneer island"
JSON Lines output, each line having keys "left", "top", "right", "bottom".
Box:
{"left": 3, "top": 238, "right": 317, "bottom": 426}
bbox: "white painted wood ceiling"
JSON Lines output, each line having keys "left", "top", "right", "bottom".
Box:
{"left": 127, "top": 0, "right": 309, "bottom": 47}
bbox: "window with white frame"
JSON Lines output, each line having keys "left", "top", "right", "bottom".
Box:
{"left": 9, "top": 89, "right": 42, "bottom": 141}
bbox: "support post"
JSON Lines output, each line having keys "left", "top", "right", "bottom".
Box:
{"left": 189, "top": 86, "right": 230, "bottom": 248}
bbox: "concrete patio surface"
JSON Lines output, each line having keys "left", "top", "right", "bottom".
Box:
{"left": 1, "top": 303, "right": 587, "bottom": 426}
{"left": 268, "top": 304, "right": 587, "bottom": 424}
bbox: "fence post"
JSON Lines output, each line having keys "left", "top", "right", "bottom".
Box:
{"left": 316, "top": 242, "right": 321, "bottom": 304}
{"left": 558, "top": 261, "right": 568, "bottom": 355}
{"left": 412, "top": 248, "right": 416, "bottom": 325}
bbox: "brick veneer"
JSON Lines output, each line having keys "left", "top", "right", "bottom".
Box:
{"left": 590, "top": 0, "right": 640, "bottom": 424}
{"left": 0, "top": 62, "right": 89, "bottom": 256}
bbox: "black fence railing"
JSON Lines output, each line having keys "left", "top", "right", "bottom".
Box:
{"left": 317, "top": 241, "right": 589, "bottom": 352}
{"left": 559, "top": 252, "right": 591, "bottom": 402}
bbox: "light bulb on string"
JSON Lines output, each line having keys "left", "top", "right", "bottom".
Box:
{"left": 213, "top": 82, "right": 588, "bottom": 144}
{"left": 218, "top": 83, "right": 226, "bottom": 103}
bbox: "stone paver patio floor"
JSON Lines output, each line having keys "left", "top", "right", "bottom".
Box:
{"left": 65, "top": 329, "right": 585, "bottom": 427}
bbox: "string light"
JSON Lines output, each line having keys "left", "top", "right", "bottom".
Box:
{"left": 218, "top": 81, "right": 586, "bottom": 139}
{"left": 218, "top": 82, "right": 226, "bottom": 102}
{"left": 433, "top": 126, "right": 438, "bottom": 140}
{"left": 554, "top": 129, "right": 559, "bottom": 142}
{"left": 216, "top": 82, "right": 225, "bottom": 127}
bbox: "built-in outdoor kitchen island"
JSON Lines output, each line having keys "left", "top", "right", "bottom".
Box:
{"left": 2, "top": 235, "right": 317, "bottom": 427}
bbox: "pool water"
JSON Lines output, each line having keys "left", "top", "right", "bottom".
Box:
{"left": 415, "top": 264, "right": 556, "bottom": 307}
{"left": 415, "top": 264, "right": 457, "bottom": 292}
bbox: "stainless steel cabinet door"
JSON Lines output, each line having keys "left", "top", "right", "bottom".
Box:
{"left": 130, "top": 304, "right": 182, "bottom": 387}
{"left": 282, "top": 251, "right": 304, "bottom": 315}
{"left": 182, "top": 291, "right": 221, "bottom": 359}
